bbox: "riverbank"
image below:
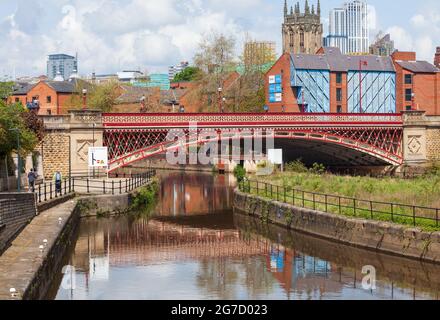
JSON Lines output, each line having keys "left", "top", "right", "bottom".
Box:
{"left": 0, "top": 181, "right": 157, "bottom": 300}
{"left": 234, "top": 189, "right": 440, "bottom": 264}
{"left": 251, "top": 169, "right": 440, "bottom": 208}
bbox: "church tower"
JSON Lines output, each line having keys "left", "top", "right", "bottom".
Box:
{"left": 282, "top": 0, "right": 323, "bottom": 54}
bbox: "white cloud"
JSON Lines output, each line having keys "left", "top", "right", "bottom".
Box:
{"left": 386, "top": 26, "right": 414, "bottom": 52}
{"left": 0, "top": 0, "right": 280, "bottom": 78}
{"left": 387, "top": 10, "right": 440, "bottom": 62}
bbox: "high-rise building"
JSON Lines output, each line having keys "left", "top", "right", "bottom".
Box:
{"left": 325, "top": 1, "right": 369, "bottom": 55}
{"left": 282, "top": 0, "right": 323, "bottom": 54}
{"left": 369, "top": 33, "right": 395, "bottom": 56}
{"left": 346, "top": 0, "right": 369, "bottom": 54}
{"left": 169, "top": 62, "right": 189, "bottom": 81}
{"left": 243, "top": 41, "right": 277, "bottom": 65}
{"left": 324, "top": 8, "right": 347, "bottom": 54}
{"left": 434, "top": 47, "right": 440, "bottom": 68}
{"left": 47, "top": 53, "right": 78, "bottom": 80}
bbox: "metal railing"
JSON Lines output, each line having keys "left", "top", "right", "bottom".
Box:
{"left": 36, "top": 169, "right": 156, "bottom": 203}
{"left": 239, "top": 179, "right": 440, "bottom": 229}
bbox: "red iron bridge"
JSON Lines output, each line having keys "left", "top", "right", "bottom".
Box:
{"left": 102, "top": 113, "right": 403, "bottom": 172}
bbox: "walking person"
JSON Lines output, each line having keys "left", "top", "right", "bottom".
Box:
{"left": 27, "top": 169, "right": 37, "bottom": 192}
{"left": 53, "top": 171, "right": 62, "bottom": 195}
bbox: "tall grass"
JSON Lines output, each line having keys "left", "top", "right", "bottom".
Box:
{"left": 253, "top": 171, "right": 440, "bottom": 209}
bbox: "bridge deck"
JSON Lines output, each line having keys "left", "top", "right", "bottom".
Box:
{"left": 102, "top": 113, "right": 403, "bottom": 128}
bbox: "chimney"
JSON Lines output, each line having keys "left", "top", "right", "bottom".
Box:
{"left": 435, "top": 47, "right": 440, "bottom": 68}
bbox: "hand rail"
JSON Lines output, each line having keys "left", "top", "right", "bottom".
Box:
{"left": 238, "top": 179, "right": 440, "bottom": 229}
{"left": 35, "top": 169, "right": 156, "bottom": 203}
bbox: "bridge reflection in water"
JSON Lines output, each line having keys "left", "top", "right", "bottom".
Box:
{"left": 50, "top": 172, "right": 440, "bottom": 300}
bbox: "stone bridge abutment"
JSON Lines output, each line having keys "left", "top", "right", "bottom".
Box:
{"left": 39, "top": 110, "right": 440, "bottom": 179}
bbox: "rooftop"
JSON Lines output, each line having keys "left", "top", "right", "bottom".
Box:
{"left": 291, "top": 47, "right": 395, "bottom": 72}
{"left": 396, "top": 60, "right": 440, "bottom": 73}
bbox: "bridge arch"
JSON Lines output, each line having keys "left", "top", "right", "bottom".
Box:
{"left": 104, "top": 125, "right": 403, "bottom": 172}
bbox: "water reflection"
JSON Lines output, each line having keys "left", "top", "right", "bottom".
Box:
{"left": 50, "top": 172, "right": 440, "bottom": 300}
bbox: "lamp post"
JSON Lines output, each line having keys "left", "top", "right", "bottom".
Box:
{"left": 92, "top": 123, "right": 96, "bottom": 178}
{"left": 411, "top": 93, "right": 416, "bottom": 111}
{"left": 82, "top": 89, "right": 88, "bottom": 110}
{"left": 9, "top": 128, "right": 21, "bottom": 192}
{"left": 218, "top": 87, "right": 223, "bottom": 113}
{"left": 140, "top": 95, "right": 146, "bottom": 112}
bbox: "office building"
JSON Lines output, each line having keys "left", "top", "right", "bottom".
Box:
{"left": 47, "top": 54, "right": 78, "bottom": 80}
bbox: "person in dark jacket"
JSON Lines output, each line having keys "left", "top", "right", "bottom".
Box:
{"left": 28, "top": 169, "right": 37, "bottom": 192}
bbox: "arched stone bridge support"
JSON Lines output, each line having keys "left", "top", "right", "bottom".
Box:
{"left": 402, "top": 111, "right": 440, "bottom": 168}
{"left": 40, "top": 110, "right": 104, "bottom": 179}
{"left": 39, "top": 110, "right": 440, "bottom": 178}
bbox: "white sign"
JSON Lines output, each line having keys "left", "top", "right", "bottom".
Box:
{"left": 275, "top": 93, "right": 282, "bottom": 102}
{"left": 268, "top": 149, "right": 283, "bottom": 165}
{"left": 269, "top": 75, "right": 276, "bottom": 84}
{"left": 88, "top": 147, "right": 108, "bottom": 167}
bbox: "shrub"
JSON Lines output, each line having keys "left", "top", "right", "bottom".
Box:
{"left": 286, "top": 159, "right": 308, "bottom": 173}
{"left": 310, "top": 162, "right": 326, "bottom": 175}
{"left": 234, "top": 165, "right": 246, "bottom": 182}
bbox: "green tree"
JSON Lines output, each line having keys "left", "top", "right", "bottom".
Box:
{"left": 173, "top": 67, "right": 201, "bottom": 82}
{"left": 0, "top": 81, "right": 14, "bottom": 101}
{"left": 88, "top": 81, "right": 120, "bottom": 112}
{"left": 69, "top": 80, "right": 119, "bottom": 112}
{"left": 192, "top": 32, "right": 237, "bottom": 112}
{"left": 0, "top": 101, "right": 38, "bottom": 159}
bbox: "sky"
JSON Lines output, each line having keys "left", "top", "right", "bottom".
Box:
{"left": 1, "top": 0, "right": 440, "bottom": 79}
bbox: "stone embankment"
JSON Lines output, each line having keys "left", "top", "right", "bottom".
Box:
{"left": 234, "top": 190, "right": 440, "bottom": 264}
{"left": 0, "top": 183, "right": 154, "bottom": 300}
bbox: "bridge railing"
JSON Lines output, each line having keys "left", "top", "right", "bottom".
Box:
{"left": 35, "top": 169, "right": 156, "bottom": 201}
{"left": 238, "top": 179, "right": 440, "bottom": 230}
{"left": 102, "top": 112, "right": 403, "bottom": 126}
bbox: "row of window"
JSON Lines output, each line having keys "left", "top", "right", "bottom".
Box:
{"left": 14, "top": 96, "right": 52, "bottom": 103}
{"left": 334, "top": 73, "right": 412, "bottom": 85}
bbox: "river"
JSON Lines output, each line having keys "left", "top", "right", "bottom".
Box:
{"left": 47, "top": 171, "right": 440, "bottom": 300}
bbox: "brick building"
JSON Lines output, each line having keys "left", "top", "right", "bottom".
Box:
{"left": 392, "top": 51, "right": 440, "bottom": 115}
{"left": 265, "top": 47, "right": 440, "bottom": 115}
{"left": 9, "top": 79, "right": 85, "bottom": 115}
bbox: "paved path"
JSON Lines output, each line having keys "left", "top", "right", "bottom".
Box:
{"left": 0, "top": 199, "right": 77, "bottom": 300}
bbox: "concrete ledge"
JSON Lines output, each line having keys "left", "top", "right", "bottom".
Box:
{"left": 0, "top": 199, "right": 80, "bottom": 300}
{"left": 234, "top": 189, "right": 440, "bottom": 264}
{"left": 37, "top": 193, "right": 76, "bottom": 213}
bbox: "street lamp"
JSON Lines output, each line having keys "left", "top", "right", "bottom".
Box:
{"left": 140, "top": 95, "right": 146, "bottom": 112}
{"left": 92, "top": 123, "right": 96, "bottom": 178}
{"left": 9, "top": 128, "right": 21, "bottom": 192}
{"left": 82, "top": 89, "right": 88, "bottom": 110}
{"left": 218, "top": 87, "right": 223, "bottom": 113}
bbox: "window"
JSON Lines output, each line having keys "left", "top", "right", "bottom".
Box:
{"left": 336, "top": 88, "right": 342, "bottom": 102}
{"left": 47, "top": 109, "right": 52, "bottom": 115}
{"left": 405, "top": 89, "right": 412, "bottom": 101}
{"left": 46, "top": 96, "right": 52, "bottom": 103}
{"left": 406, "top": 105, "right": 412, "bottom": 111}
{"left": 337, "top": 105, "right": 342, "bottom": 113}
{"left": 336, "top": 73, "right": 342, "bottom": 84}
{"left": 15, "top": 98, "right": 19, "bottom": 103}
{"left": 300, "top": 31, "right": 305, "bottom": 52}
{"left": 405, "top": 74, "right": 412, "bottom": 85}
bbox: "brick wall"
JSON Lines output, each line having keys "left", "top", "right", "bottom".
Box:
{"left": 0, "top": 193, "right": 37, "bottom": 254}
{"left": 42, "top": 132, "right": 70, "bottom": 180}
{"left": 427, "top": 128, "right": 440, "bottom": 161}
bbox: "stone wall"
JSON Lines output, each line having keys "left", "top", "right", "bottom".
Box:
{"left": 0, "top": 193, "right": 37, "bottom": 254}
{"left": 234, "top": 190, "right": 440, "bottom": 264}
{"left": 427, "top": 128, "right": 440, "bottom": 162}
{"left": 42, "top": 131, "right": 70, "bottom": 180}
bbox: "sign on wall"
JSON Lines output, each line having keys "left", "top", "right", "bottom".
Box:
{"left": 268, "top": 149, "right": 283, "bottom": 165}
{"left": 88, "top": 147, "right": 108, "bottom": 167}
{"left": 268, "top": 74, "right": 282, "bottom": 103}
